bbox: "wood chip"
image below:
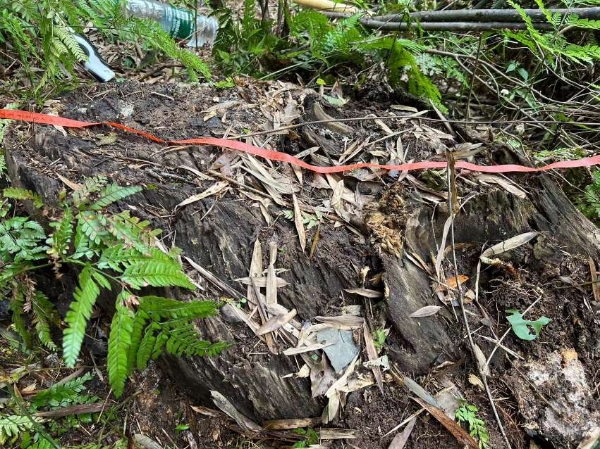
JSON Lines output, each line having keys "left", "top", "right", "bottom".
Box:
{"left": 263, "top": 417, "right": 322, "bottom": 430}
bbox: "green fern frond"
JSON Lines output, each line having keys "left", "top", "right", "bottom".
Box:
{"left": 139, "top": 296, "right": 219, "bottom": 319}
{"left": 97, "top": 244, "right": 142, "bottom": 272}
{"left": 136, "top": 322, "right": 159, "bottom": 371}
{"left": 63, "top": 265, "right": 101, "bottom": 367}
{"left": 90, "top": 184, "right": 142, "bottom": 211}
{"left": 130, "top": 19, "right": 211, "bottom": 81}
{"left": 91, "top": 270, "right": 111, "bottom": 289}
{"left": 164, "top": 324, "right": 229, "bottom": 357}
{"left": 54, "top": 24, "right": 86, "bottom": 61}
{"left": 150, "top": 330, "right": 170, "bottom": 360}
{"left": 121, "top": 260, "right": 195, "bottom": 289}
{"left": 77, "top": 211, "right": 110, "bottom": 246}
{"left": 3, "top": 187, "right": 44, "bottom": 208}
{"left": 105, "top": 211, "right": 160, "bottom": 253}
{"left": 127, "top": 309, "right": 150, "bottom": 373}
{"left": 0, "top": 415, "right": 40, "bottom": 445}
{"left": 107, "top": 292, "right": 135, "bottom": 397}
{"left": 32, "top": 372, "right": 95, "bottom": 409}
{"left": 31, "top": 291, "right": 59, "bottom": 350}
{"left": 72, "top": 176, "right": 108, "bottom": 207}
{"left": 8, "top": 281, "right": 32, "bottom": 348}
{"left": 47, "top": 206, "right": 74, "bottom": 262}
{"left": 0, "top": 216, "right": 48, "bottom": 263}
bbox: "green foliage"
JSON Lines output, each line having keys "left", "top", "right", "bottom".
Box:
{"left": 292, "top": 427, "right": 320, "bottom": 448}
{"left": 372, "top": 328, "right": 389, "bottom": 351}
{"left": 0, "top": 0, "right": 210, "bottom": 99}
{"left": 0, "top": 372, "right": 101, "bottom": 448}
{"left": 0, "top": 178, "right": 226, "bottom": 398}
{"left": 506, "top": 309, "right": 551, "bottom": 341}
{"left": 214, "top": 4, "right": 444, "bottom": 108}
{"left": 0, "top": 415, "right": 42, "bottom": 446}
{"left": 455, "top": 402, "right": 490, "bottom": 449}
{"left": 31, "top": 372, "right": 96, "bottom": 410}
{"left": 283, "top": 209, "right": 323, "bottom": 230}
{"left": 578, "top": 170, "right": 600, "bottom": 222}
{"left": 506, "top": 0, "right": 600, "bottom": 66}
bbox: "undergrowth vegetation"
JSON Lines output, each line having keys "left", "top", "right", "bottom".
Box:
{"left": 0, "top": 176, "right": 227, "bottom": 398}
{"left": 0, "top": 0, "right": 210, "bottom": 99}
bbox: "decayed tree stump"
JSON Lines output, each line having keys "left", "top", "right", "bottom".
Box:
{"left": 4, "top": 82, "right": 600, "bottom": 447}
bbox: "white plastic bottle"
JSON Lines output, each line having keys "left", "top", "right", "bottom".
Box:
{"left": 123, "top": 0, "right": 219, "bottom": 47}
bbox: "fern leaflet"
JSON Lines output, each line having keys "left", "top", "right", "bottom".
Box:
{"left": 90, "top": 184, "right": 142, "bottom": 210}
{"left": 63, "top": 265, "right": 100, "bottom": 367}
{"left": 107, "top": 292, "right": 135, "bottom": 397}
{"left": 121, "top": 260, "right": 195, "bottom": 289}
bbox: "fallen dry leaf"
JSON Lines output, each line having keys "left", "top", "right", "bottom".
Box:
{"left": 176, "top": 181, "right": 229, "bottom": 208}
{"left": 409, "top": 305, "right": 442, "bottom": 318}
{"left": 344, "top": 288, "right": 383, "bottom": 298}
{"left": 293, "top": 193, "right": 306, "bottom": 252}
{"left": 388, "top": 417, "right": 417, "bottom": 449}
{"left": 412, "top": 397, "right": 479, "bottom": 449}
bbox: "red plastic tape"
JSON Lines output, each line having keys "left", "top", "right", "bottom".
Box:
{"left": 2, "top": 108, "right": 599, "bottom": 174}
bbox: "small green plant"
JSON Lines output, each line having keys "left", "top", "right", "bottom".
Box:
{"left": 0, "top": 372, "right": 103, "bottom": 448}
{"left": 292, "top": 427, "right": 319, "bottom": 448}
{"left": 282, "top": 209, "right": 323, "bottom": 230}
{"left": 0, "top": 176, "right": 227, "bottom": 398}
{"left": 578, "top": 170, "right": 600, "bottom": 222}
{"left": 506, "top": 309, "right": 551, "bottom": 341}
{"left": 455, "top": 401, "right": 490, "bottom": 449}
{"left": 372, "top": 328, "right": 389, "bottom": 351}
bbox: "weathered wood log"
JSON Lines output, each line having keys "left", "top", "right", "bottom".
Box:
{"left": 4, "top": 82, "right": 600, "bottom": 447}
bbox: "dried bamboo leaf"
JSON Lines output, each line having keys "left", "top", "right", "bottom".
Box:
{"left": 402, "top": 376, "right": 439, "bottom": 407}
{"left": 409, "top": 305, "right": 442, "bottom": 318}
{"left": 481, "top": 231, "right": 538, "bottom": 259}
{"left": 176, "top": 181, "right": 229, "bottom": 208}
{"left": 283, "top": 343, "right": 330, "bottom": 355}
{"left": 266, "top": 241, "right": 278, "bottom": 305}
{"left": 34, "top": 403, "right": 105, "bottom": 418}
{"left": 211, "top": 391, "right": 262, "bottom": 433}
{"left": 236, "top": 276, "right": 288, "bottom": 288}
{"left": 589, "top": 258, "right": 600, "bottom": 304}
{"left": 316, "top": 315, "right": 365, "bottom": 327}
{"left": 476, "top": 173, "right": 527, "bottom": 198}
{"left": 388, "top": 417, "right": 417, "bottom": 449}
{"left": 313, "top": 102, "right": 353, "bottom": 134}
{"left": 473, "top": 343, "right": 490, "bottom": 378}
{"left": 256, "top": 309, "right": 297, "bottom": 336}
{"left": 293, "top": 194, "right": 307, "bottom": 252}
{"left": 134, "top": 434, "right": 163, "bottom": 449}
{"left": 363, "top": 321, "right": 383, "bottom": 392}
{"left": 319, "top": 428, "right": 357, "bottom": 439}
{"left": 344, "top": 288, "right": 383, "bottom": 298}
{"left": 412, "top": 397, "right": 478, "bottom": 449}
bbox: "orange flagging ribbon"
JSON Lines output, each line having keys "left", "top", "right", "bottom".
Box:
{"left": 2, "top": 108, "right": 599, "bottom": 174}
